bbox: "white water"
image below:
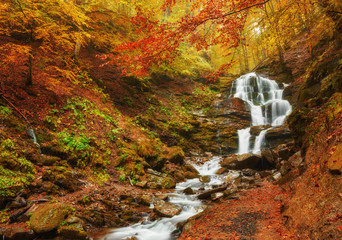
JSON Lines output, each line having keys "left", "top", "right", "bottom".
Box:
{"left": 103, "top": 157, "right": 227, "bottom": 240}
{"left": 232, "top": 73, "right": 292, "bottom": 154}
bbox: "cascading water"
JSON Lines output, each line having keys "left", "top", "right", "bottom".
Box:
{"left": 231, "top": 73, "right": 292, "bottom": 154}
{"left": 102, "top": 157, "right": 230, "bottom": 240}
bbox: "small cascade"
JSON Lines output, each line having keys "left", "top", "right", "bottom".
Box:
{"left": 27, "top": 127, "right": 41, "bottom": 152}
{"left": 102, "top": 157, "right": 226, "bottom": 240}
{"left": 232, "top": 73, "right": 292, "bottom": 154}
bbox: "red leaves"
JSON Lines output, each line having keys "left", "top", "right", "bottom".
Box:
{"left": 101, "top": 0, "right": 268, "bottom": 76}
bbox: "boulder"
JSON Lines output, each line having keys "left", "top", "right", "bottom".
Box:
{"left": 273, "top": 143, "right": 294, "bottom": 161}
{"left": 216, "top": 168, "right": 227, "bottom": 175}
{"left": 261, "top": 149, "right": 277, "bottom": 167}
{"left": 29, "top": 203, "right": 74, "bottom": 233}
{"left": 288, "top": 151, "right": 304, "bottom": 168}
{"left": 265, "top": 127, "right": 292, "bottom": 148}
{"left": 2, "top": 226, "right": 35, "bottom": 240}
{"left": 221, "top": 154, "right": 262, "bottom": 170}
{"left": 183, "top": 187, "right": 195, "bottom": 195}
{"left": 154, "top": 202, "right": 181, "bottom": 218}
{"left": 211, "top": 192, "right": 224, "bottom": 200}
{"left": 197, "top": 186, "right": 228, "bottom": 199}
{"left": 58, "top": 216, "right": 87, "bottom": 240}
{"left": 199, "top": 176, "right": 210, "bottom": 183}
{"left": 167, "top": 146, "right": 185, "bottom": 164}
{"left": 139, "top": 195, "right": 153, "bottom": 206}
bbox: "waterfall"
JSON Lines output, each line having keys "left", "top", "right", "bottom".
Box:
{"left": 27, "top": 127, "right": 41, "bottom": 152}
{"left": 232, "top": 73, "right": 292, "bottom": 154}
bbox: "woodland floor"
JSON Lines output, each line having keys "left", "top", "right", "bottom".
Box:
{"left": 179, "top": 181, "right": 298, "bottom": 240}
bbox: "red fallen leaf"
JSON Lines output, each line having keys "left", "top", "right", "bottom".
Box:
{"left": 337, "top": 225, "right": 342, "bottom": 231}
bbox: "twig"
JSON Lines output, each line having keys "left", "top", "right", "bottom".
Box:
{"left": 127, "top": 176, "right": 134, "bottom": 186}
{"left": 0, "top": 93, "right": 29, "bottom": 123}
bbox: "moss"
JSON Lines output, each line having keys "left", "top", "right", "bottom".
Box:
{"left": 29, "top": 203, "right": 74, "bottom": 233}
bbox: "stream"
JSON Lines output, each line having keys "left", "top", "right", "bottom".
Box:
{"left": 101, "top": 73, "right": 292, "bottom": 240}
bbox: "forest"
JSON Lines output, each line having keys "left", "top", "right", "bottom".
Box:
{"left": 0, "top": 0, "right": 341, "bottom": 239}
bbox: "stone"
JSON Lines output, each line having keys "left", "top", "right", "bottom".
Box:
{"left": 221, "top": 154, "right": 262, "bottom": 170}
{"left": 197, "top": 186, "right": 228, "bottom": 200}
{"left": 199, "top": 176, "right": 210, "bottom": 183}
{"left": 136, "top": 180, "right": 147, "bottom": 188}
{"left": 216, "top": 168, "right": 227, "bottom": 175}
{"left": 265, "top": 127, "right": 292, "bottom": 148}
{"left": 154, "top": 202, "right": 181, "bottom": 218}
{"left": 183, "top": 164, "right": 200, "bottom": 175}
{"left": 58, "top": 224, "right": 87, "bottom": 240}
{"left": 167, "top": 146, "right": 185, "bottom": 164}
{"left": 288, "top": 151, "right": 303, "bottom": 168}
{"left": 183, "top": 187, "right": 195, "bottom": 195}
{"left": 2, "top": 226, "right": 35, "bottom": 240}
{"left": 279, "top": 162, "right": 292, "bottom": 176}
{"left": 138, "top": 195, "right": 153, "bottom": 206}
{"left": 36, "top": 155, "right": 61, "bottom": 166}
{"left": 261, "top": 149, "right": 277, "bottom": 167}
{"left": 161, "top": 176, "right": 176, "bottom": 189}
{"left": 211, "top": 192, "right": 224, "bottom": 200}
{"left": 29, "top": 203, "right": 74, "bottom": 233}
{"left": 272, "top": 172, "right": 282, "bottom": 181}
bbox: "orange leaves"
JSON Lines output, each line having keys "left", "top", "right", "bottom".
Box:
{"left": 102, "top": 0, "right": 269, "bottom": 76}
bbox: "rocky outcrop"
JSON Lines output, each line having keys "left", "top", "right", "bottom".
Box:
{"left": 220, "top": 154, "right": 262, "bottom": 170}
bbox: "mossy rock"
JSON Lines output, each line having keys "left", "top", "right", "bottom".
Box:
{"left": 161, "top": 176, "right": 176, "bottom": 189}
{"left": 58, "top": 224, "right": 87, "bottom": 240}
{"left": 29, "top": 203, "right": 74, "bottom": 233}
{"left": 167, "top": 146, "right": 185, "bottom": 164}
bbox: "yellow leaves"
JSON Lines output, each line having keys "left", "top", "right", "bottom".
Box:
{"left": 0, "top": 43, "right": 31, "bottom": 65}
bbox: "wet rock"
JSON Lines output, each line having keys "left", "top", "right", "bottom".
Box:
{"left": 183, "top": 187, "right": 195, "bottom": 195}
{"left": 198, "top": 186, "right": 228, "bottom": 199}
{"left": 221, "top": 154, "right": 262, "bottom": 170}
{"left": 154, "top": 202, "right": 181, "bottom": 218}
{"left": 272, "top": 172, "right": 282, "bottom": 181}
{"left": 58, "top": 217, "right": 87, "bottom": 240}
{"left": 265, "top": 127, "right": 292, "bottom": 148}
{"left": 211, "top": 192, "right": 224, "bottom": 200}
{"left": 1, "top": 226, "right": 35, "bottom": 240}
{"left": 199, "top": 176, "right": 210, "bottom": 183}
{"left": 216, "top": 167, "right": 227, "bottom": 175}
{"left": 29, "top": 203, "right": 74, "bottom": 233}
